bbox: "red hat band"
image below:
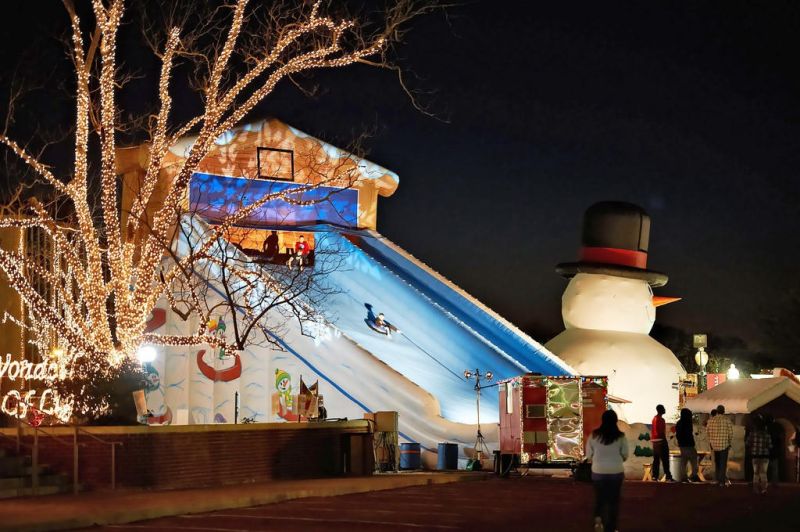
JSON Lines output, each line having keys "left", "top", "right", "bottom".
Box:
{"left": 580, "top": 246, "right": 648, "bottom": 270}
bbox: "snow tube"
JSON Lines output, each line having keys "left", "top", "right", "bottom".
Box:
{"left": 144, "top": 308, "right": 167, "bottom": 333}
{"left": 196, "top": 349, "right": 242, "bottom": 382}
{"left": 365, "top": 318, "right": 390, "bottom": 335}
{"left": 775, "top": 368, "right": 800, "bottom": 385}
{"left": 147, "top": 406, "right": 172, "bottom": 426}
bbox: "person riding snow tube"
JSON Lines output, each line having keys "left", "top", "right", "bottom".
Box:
{"left": 366, "top": 313, "right": 400, "bottom": 337}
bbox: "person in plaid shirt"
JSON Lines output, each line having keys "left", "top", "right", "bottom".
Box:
{"left": 747, "top": 414, "right": 773, "bottom": 494}
{"left": 707, "top": 404, "right": 734, "bottom": 486}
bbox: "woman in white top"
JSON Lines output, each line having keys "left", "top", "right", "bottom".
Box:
{"left": 585, "top": 409, "right": 629, "bottom": 532}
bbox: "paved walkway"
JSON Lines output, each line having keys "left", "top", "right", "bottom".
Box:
{"left": 0, "top": 473, "right": 481, "bottom": 532}
{"left": 84, "top": 477, "right": 800, "bottom": 532}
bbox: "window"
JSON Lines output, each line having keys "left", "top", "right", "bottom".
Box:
{"left": 256, "top": 147, "right": 294, "bottom": 181}
{"left": 525, "top": 404, "right": 546, "bottom": 418}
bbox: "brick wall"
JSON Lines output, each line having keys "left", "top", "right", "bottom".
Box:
{"left": 0, "top": 421, "right": 374, "bottom": 491}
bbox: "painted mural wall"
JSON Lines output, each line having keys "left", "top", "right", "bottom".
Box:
{"left": 141, "top": 300, "right": 363, "bottom": 426}
{"left": 118, "top": 119, "right": 399, "bottom": 236}
{"left": 137, "top": 219, "right": 577, "bottom": 473}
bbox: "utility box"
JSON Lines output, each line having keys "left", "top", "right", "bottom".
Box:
{"left": 364, "top": 411, "right": 399, "bottom": 472}
{"left": 498, "top": 374, "right": 608, "bottom": 466}
{"left": 364, "top": 411, "right": 399, "bottom": 432}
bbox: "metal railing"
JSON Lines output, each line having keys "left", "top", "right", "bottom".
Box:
{"left": 75, "top": 427, "right": 123, "bottom": 491}
{"left": 1, "top": 420, "right": 123, "bottom": 496}
{"left": 30, "top": 425, "right": 73, "bottom": 495}
{"left": 0, "top": 423, "right": 26, "bottom": 456}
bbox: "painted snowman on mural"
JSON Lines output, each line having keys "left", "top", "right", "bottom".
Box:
{"left": 546, "top": 202, "right": 686, "bottom": 423}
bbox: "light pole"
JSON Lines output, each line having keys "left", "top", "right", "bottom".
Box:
{"left": 695, "top": 347, "right": 709, "bottom": 393}
{"left": 693, "top": 334, "right": 709, "bottom": 393}
{"left": 464, "top": 368, "right": 492, "bottom": 469}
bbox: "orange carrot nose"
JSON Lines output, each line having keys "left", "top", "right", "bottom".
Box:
{"left": 653, "top": 296, "right": 681, "bottom": 307}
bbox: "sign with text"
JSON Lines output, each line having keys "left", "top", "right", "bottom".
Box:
{"left": 693, "top": 334, "right": 707, "bottom": 348}
{"left": 0, "top": 354, "right": 72, "bottom": 424}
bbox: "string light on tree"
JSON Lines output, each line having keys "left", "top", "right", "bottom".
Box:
{"left": 0, "top": 0, "right": 425, "bottom": 421}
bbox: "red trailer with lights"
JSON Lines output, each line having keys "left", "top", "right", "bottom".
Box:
{"left": 497, "top": 374, "right": 608, "bottom": 473}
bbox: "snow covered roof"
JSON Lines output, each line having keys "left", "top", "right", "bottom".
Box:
{"left": 684, "top": 377, "right": 800, "bottom": 414}
{"left": 166, "top": 118, "right": 399, "bottom": 192}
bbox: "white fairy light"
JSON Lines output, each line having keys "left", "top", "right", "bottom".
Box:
{"left": 0, "top": 0, "right": 396, "bottom": 420}
{"left": 136, "top": 345, "right": 158, "bottom": 364}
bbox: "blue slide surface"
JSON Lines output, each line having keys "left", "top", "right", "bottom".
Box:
{"left": 171, "top": 216, "right": 574, "bottom": 453}
{"left": 304, "top": 224, "right": 573, "bottom": 424}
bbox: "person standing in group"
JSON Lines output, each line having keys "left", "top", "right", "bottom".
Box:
{"left": 651, "top": 404, "right": 674, "bottom": 481}
{"left": 707, "top": 404, "right": 734, "bottom": 486}
{"left": 703, "top": 408, "right": 717, "bottom": 428}
{"left": 765, "top": 415, "right": 782, "bottom": 485}
{"left": 586, "top": 409, "right": 629, "bottom": 532}
{"left": 676, "top": 408, "right": 700, "bottom": 482}
{"left": 747, "top": 414, "right": 773, "bottom": 494}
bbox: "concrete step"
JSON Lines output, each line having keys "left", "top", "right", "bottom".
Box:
{"left": 0, "top": 484, "right": 64, "bottom": 499}
{"left": 0, "top": 473, "right": 69, "bottom": 490}
{"left": 19, "top": 464, "right": 54, "bottom": 477}
{"left": 1, "top": 464, "right": 55, "bottom": 479}
{"left": 0, "top": 455, "right": 31, "bottom": 476}
{"left": 0, "top": 454, "right": 30, "bottom": 466}
{"left": 0, "top": 447, "right": 75, "bottom": 498}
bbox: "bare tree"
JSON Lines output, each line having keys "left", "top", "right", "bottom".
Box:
{"left": 0, "top": 0, "right": 433, "bottom": 419}
{"left": 168, "top": 219, "right": 348, "bottom": 354}
{"left": 160, "top": 137, "right": 363, "bottom": 354}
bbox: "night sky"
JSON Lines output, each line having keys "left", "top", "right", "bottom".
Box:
{"left": 2, "top": 1, "right": 799, "bottom": 364}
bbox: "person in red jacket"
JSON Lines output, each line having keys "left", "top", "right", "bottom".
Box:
{"left": 295, "top": 235, "right": 310, "bottom": 256}
{"left": 288, "top": 235, "right": 311, "bottom": 270}
{"left": 651, "top": 404, "right": 674, "bottom": 481}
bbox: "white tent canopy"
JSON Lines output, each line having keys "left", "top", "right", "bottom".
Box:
{"left": 685, "top": 377, "right": 800, "bottom": 414}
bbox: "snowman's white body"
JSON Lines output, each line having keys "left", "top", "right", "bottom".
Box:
{"left": 545, "top": 273, "right": 686, "bottom": 423}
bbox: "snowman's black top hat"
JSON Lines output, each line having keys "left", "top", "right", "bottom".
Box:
{"left": 556, "top": 201, "right": 668, "bottom": 287}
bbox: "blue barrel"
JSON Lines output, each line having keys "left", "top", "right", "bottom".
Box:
{"left": 436, "top": 442, "right": 458, "bottom": 470}
{"left": 400, "top": 442, "right": 421, "bottom": 470}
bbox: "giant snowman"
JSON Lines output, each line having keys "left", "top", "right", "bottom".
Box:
{"left": 546, "top": 202, "right": 686, "bottom": 423}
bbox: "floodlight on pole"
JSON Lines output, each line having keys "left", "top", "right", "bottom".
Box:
{"left": 695, "top": 346, "right": 709, "bottom": 392}
{"left": 136, "top": 345, "right": 157, "bottom": 364}
{"left": 694, "top": 347, "right": 708, "bottom": 368}
{"left": 464, "top": 368, "right": 493, "bottom": 470}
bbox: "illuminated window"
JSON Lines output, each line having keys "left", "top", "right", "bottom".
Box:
{"left": 256, "top": 147, "right": 294, "bottom": 181}
{"left": 525, "top": 404, "right": 546, "bottom": 418}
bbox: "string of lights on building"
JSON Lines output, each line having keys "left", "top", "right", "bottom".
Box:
{"left": 0, "top": 0, "right": 390, "bottom": 421}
